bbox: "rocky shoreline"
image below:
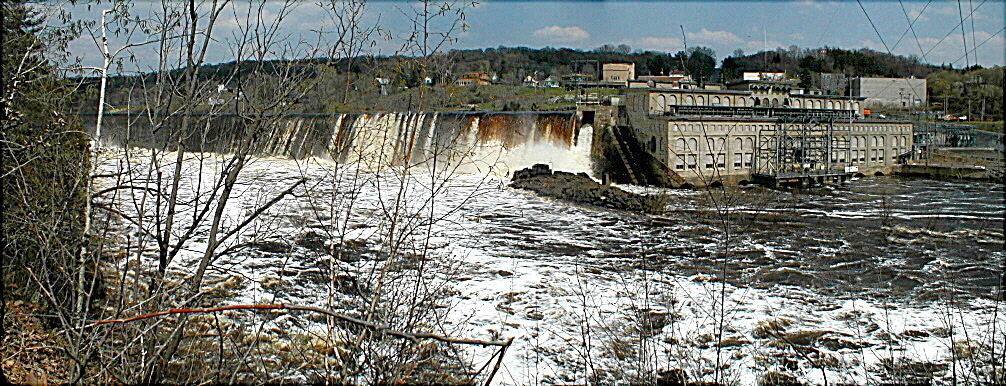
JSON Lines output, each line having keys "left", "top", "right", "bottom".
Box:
{"left": 510, "top": 164, "right": 668, "bottom": 213}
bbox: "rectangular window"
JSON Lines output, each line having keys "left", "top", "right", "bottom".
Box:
{"left": 717, "top": 153, "right": 726, "bottom": 168}
{"left": 705, "top": 153, "right": 715, "bottom": 169}
{"left": 734, "top": 153, "right": 743, "bottom": 169}
{"left": 871, "top": 150, "right": 877, "bottom": 162}
{"left": 687, "top": 154, "right": 697, "bottom": 170}
{"left": 879, "top": 149, "right": 885, "bottom": 163}
{"left": 675, "top": 155, "right": 685, "bottom": 170}
{"left": 744, "top": 153, "right": 753, "bottom": 168}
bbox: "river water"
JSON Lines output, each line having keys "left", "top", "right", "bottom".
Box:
{"left": 95, "top": 120, "right": 1004, "bottom": 384}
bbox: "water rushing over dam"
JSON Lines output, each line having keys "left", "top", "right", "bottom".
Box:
{"left": 91, "top": 111, "right": 593, "bottom": 175}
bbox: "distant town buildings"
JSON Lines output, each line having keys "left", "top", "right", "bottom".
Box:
{"left": 811, "top": 72, "right": 848, "bottom": 96}
{"left": 455, "top": 72, "right": 492, "bottom": 87}
{"left": 375, "top": 77, "right": 391, "bottom": 95}
{"left": 851, "top": 77, "right": 927, "bottom": 108}
{"left": 523, "top": 75, "right": 540, "bottom": 88}
{"left": 543, "top": 76, "right": 560, "bottom": 88}
{"left": 742, "top": 71, "right": 786, "bottom": 81}
{"left": 602, "top": 63, "right": 635, "bottom": 85}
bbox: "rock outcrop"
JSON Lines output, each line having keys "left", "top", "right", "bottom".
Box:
{"left": 510, "top": 164, "right": 667, "bottom": 213}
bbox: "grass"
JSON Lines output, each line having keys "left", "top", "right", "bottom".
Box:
{"left": 970, "top": 121, "right": 1003, "bottom": 133}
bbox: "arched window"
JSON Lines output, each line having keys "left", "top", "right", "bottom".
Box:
{"left": 688, "top": 138, "right": 698, "bottom": 151}
{"left": 685, "top": 95, "right": 694, "bottom": 105}
{"left": 676, "top": 138, "right": 686, "bottom": 151}
{"left": 697, "top": 95, "right": 706, "bottom": 106}
{"left": 734, "top": 138, "right": 743, "bottom": 150}
{"left": 753, "top": 98, "right": 761, "bottom": 106}
{"left": 762, "top": 98, "right": 770, "bottom": 106}
{"left": 669, "top": 95, "right": 678, "bottom": 105}
{"left": 650, "top": 136, "right": 657, "bottom": 152}
{"left": 783, "top": 98, "right": 791, "bottom": 107}
{"left": 723, "top": 98, "right": 731, "bottom": 107}
{"left": 712, "top": 96, "right": 721, "bottom": 105}
{"left": 717, "top": 138, "right": 726, "bottom": 150}
{"left": 656, "top": 95, "right": 667, "bottom": 112}
{"left": 772, "top": 98, "right": 779, "bottom": 107}
{"left": 745, "top": 137, "right": 754, "bottom": 149}
{"left": 827, "top": 100, "right": 834, "bottom": 109}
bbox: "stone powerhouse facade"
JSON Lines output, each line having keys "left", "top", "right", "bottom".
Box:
{"left": 609, "top": 86, "right": 912, "bottom": 186}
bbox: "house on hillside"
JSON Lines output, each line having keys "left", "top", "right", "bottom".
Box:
{"left": 543, "top": 76, "right": 560, "bottom": 88}
{"left": 375, "top": 77, "right": 391, "bottom": 95}
{"left": 523, "top": 75, "right": 540, "bottom": 88}
{"left": 455, "top": 72, "right": 492, "bottom": 87}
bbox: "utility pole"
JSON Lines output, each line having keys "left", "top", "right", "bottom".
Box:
{"left": 678, "top": 25, "right": 688, "bottom": 74}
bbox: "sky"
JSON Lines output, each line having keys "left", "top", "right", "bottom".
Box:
{"left": 62, "top": 0, "right": 1006, "bottom": 72}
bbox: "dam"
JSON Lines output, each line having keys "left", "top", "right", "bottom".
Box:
{"left": 88, "top": 111, "right": 594, "bottom": 176}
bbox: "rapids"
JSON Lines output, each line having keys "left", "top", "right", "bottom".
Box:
{"left": 91, "top": 113, "right": 1004, "bottom": 385}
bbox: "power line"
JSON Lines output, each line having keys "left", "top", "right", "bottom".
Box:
{"left": 950, "top": 26, "right": 1005, "bottom": 67}
{"left": 901, "top": 0, "right": 929, "bottom": 61}
{"left": 922, "top": 0, "right": 987, "bottom": 62}
{"left": 969, "top": 0, "right": 978, "bottom": 64}
{"left": 892, "top": 0, "right": 932, "bottom": 54}
{"left": 957, "top": 0, "right": 970, "bottom": 68}
{"left": 856, "top": 0, "right": 893, "bottom": 54}
{"left": 855, "top": 0, "right": 926, "bottom": 111}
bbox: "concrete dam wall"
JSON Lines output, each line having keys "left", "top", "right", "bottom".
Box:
{"left": 88, "top": 112, "right": 594, "bottom": 175}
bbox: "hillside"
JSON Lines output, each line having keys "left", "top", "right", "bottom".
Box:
{"left": 77, "top": 45, "right": 988, "bottom": 115}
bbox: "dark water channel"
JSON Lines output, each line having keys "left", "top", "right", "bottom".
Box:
{"left": 472, "top": 176, "right": 1005, "bottom": 303}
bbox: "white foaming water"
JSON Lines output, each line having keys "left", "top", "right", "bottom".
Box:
{"left": 95, "top": 150, "right": 1003, "bottom": 386}
{"left": 472, "top": 124, "right": 594, "bottom": 177}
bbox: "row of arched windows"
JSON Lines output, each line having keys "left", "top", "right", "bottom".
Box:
{"left": 671, "top": 134, "right": 909, "bottom": 154}
{"left": 673, "top": 136, "right": 757, "bottom": 152}
{"left": 849, "top": 135, "right": 910, "bottom": 149}
{"left": 654, "top": 93, "right": 860, "bottom": 112}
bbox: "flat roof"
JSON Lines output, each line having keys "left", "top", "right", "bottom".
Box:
{"left": 652, "top": 115, "right": 911, "bottom": 124}
{"left": 626, "top": 87, "right": 868, "bottom": 100}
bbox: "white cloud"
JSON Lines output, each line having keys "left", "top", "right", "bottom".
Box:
{"left": 686, "top": 28, "right": 743, "bottom": 46}
{"left": 907, "top": 8, "right": 930, "bottom": 23}
{"left": 532, "top": 25, "right": 590, "bottom": 43}
{"left": 796, "top": 0, "right": 827, "bottom": 11}
{"left": 634, "top": 36, "right": 684, "bottom": 52}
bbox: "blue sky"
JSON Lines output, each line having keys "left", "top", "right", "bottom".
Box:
{"left": 65, "top": 0, "right": 1005, "bottom": 71}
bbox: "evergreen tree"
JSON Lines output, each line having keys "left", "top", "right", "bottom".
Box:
{"left": 1, "top": 0, "right": 90, "bottom": 326}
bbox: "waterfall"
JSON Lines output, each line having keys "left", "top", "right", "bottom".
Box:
{"left": 91, "top": 111, "right": 593, "bottom": 176}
